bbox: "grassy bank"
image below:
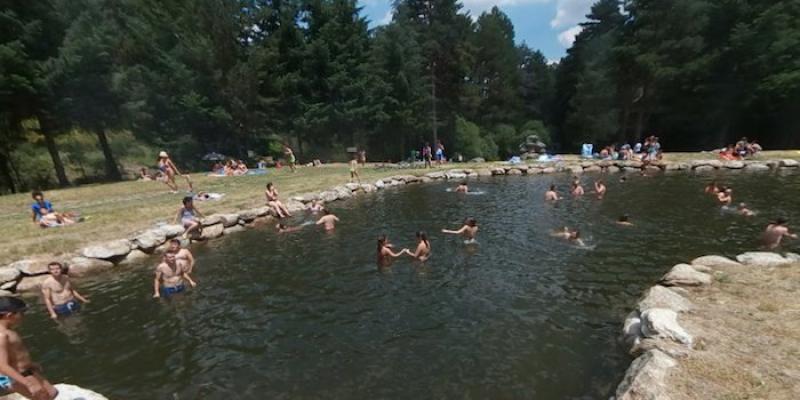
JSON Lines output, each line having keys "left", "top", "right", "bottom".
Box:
{"left": 2, "top": 150, "right": 799, "bottom": 265}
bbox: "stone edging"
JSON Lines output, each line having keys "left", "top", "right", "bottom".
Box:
{"left": 612, "top": 251, "right": 800, "bottom": 399}
{"left": 1, "top": 158, "right": 798, "bottom": 295}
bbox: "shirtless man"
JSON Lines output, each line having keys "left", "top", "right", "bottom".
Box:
{"left": 41, "top": 262, "right": 89, "bottom": 319}
{"left": 594, "top": 180, "right": 607, "bottom": 200}
{"left": 454, "top": 182, "right": 469, "bottom": 193}
{"left": 168, "top": 239, "right": 195, "bottom": 274}
{"left": 442, "top": 218, "right": 478, "bottom": 242}
{"left": 316, "top": 209, "right": 340, "bottom": 231}
{"left": 545, "top": 184, "right": 560, "bottom": 201}
{"left": 0, "top": 297, "right": 59, "bottom": 400}
{"left": 153, "top": 252, "right": 196, "bottom": 298}
{"left": 571, "top": 179, "right": 585, "bottom": 197}
{"left": 763, "top": 218, "right": 797, "bottom": 249}
{"left": 717, "top": 188, "right": 733, "bottom": 207}
{"left": 551, "top": 227, "right": 586, "bottom": 247}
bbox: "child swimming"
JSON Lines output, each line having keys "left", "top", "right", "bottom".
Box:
{"left": 545, "top": 184, "right": 560, "bottom": 201}
{"left": 551, "top": 227, "right": 586, "bottom": 247}
{"left": 442, "top": 217, "right": 479, "bottom": 243}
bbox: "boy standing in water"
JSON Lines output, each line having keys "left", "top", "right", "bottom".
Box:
{"left": 545, "top": 184, "right": 560, "bottom": 201}
{"left": 41, "top": 262, "right": 89, "bottom": 319}
{"left": 316, "top": 209, "right": 340, "bottom": 231}
{"left": 153, "top": 252, "right": 196, "bottom": 298}
{"left": 168, "top": 239, "right": 195, "bottom": 274}
{"left": 594, "top": 180, "right": 607, "bottom": 200}
{"left": 763, "top": 218, "right": 797, "bottom": 249}
{"left": 0, "top": 297, "right": 58, "bottom": 400}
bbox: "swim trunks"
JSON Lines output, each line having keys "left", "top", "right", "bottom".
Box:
{"left": 0, "top": 369, "right": 34, "bottom": 390}
{"left": 54, "top": 299, "right": 81, "bottom": 316}
{"left": 160, "top": 284, "right": 186, "bottom": 297}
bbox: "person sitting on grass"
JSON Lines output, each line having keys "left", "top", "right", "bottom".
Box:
{"left": 265, "top": 182, "right": 292, "bottom": 218}
{"left": 176, "top": 196, "right": 203, "bottom": 239}
{"left": 30, "top": 191, "right": 78, "bottom": 228}
{"left": 138, "top": 168, "right": 154, "bottom": 181}
{"left": 0, "top": 296, "right": 59, "bottom": 400}
{"left": 41, "top": 262, "right": 89, "bottom": 320}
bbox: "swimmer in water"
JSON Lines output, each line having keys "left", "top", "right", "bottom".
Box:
{"left": 377, "top": 235, "right": 407, "bottom": 265}
{"left": 455, "top": 182, "right": 468, "bottom": 193}
{"left": 442, "top": 217, "right": 478, "bottom": 242}
{"left": 315, "top": 208, "right": 340, "bottom": 231}
{"left": 762, "top": 217, "right": 797, "bottom": 249}
{"left": 551, "top": 227, "right": 586, "bottom": 247}
{"left": 571, "top": 179, "right": 584, "bottom": 197}
{"left": 276, "top": 223, "right": 302, "bottom": 233}
{"left": 308, "top": 200, "right": 324, "bottom": 213}
{"left": 153, "top": 251, "right": 196, "bottom": 298}
{"left": 594, "top": 180, "right": 607, "bottom": 200}
{"left": 168, "top": 238, "right": 195, "bottom": 274}
{"left": 545, "top": 184, "right": 560, "bottom": 201}
{"left": 737, "top": 203, "right": 755, "bottom": 217}
{"left": 619, "top": 176, "right": 627, "bottom": 183}
{"left": 704, "top": 180, "right": 720, "bottom": 195}
{"left": 717, "top": 187, "right": 733, "bottom": 207}
{"left": 407, "top": 231, "right": 431, "bottom": 262}
{"left": 616, "top": 215, "right": 634, "bottom": 226}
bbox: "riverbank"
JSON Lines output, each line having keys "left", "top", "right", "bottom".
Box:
{"left": 615, "top": 252, "right": 800, "bottom": 400}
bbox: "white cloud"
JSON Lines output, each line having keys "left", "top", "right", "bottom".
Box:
{"left": 379, "top": 9, "right": 393, "bottom": 25}
{"left": 557, "top": 25, "right": 583, "bottom": 47}
{"left": 550, "top": 0, "right": 593, "bottom": 28}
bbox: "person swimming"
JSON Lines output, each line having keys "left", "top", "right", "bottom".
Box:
{"left": 545, "top": 184, "right": 560, "bottom": 201}
{"left": 571, "top": 179, "right": 584, "bottom": 197}
{"left": 153, "top": 251, "right": 196, "bottom": 298}
{"left": 454, "top": 182, "right": 469, "bottom": 193}
{"left": 442, "top": 217, "right": 478, "bottom": 242}
{"left": 594, "top": 180, "right": 607, "bottom": 200}
{"left": 41, "top": 262, "right": 89, "bottom": 319}
{"left": 551, "top": 227, "right": 586, "bottom": 247}
{"left": 315, "top": 209, "right": 340, "bottom": 231}
{"left": 276, "top": 223, "right": 302, "bottom": 234}
{"left": 704, "top": 180, "right": 720, "bottom": 195}
{"left": 616, "top": 215, "right": 634, "bottom": 226}
{"left": 717, "top": 187, "right": 733, "bottom": 207}
{"left": 737, "top": 203, "right": 755, "bottom": 217}
{"left": 308, "top": 200, "right": 324, "bottom": 213}
{"left": 408, "top": 231, "right": 431, "bottom": 262}
{"left": 762, "top": 217, "right": 797, "bottom": 249}
{"left": 377, "top": 235, "right": 408, "bottom": 266}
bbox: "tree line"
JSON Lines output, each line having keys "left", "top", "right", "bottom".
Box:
{"left": 1, "top": 0, "right": 798, "bottom": 193}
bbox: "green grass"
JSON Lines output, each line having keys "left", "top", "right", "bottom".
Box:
{"left": 2, "top": 150, "right": 799, "bottom": 265}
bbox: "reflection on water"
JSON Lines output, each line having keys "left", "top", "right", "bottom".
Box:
{"left": 21, "top": 171, "right": 800, "bottom": 399}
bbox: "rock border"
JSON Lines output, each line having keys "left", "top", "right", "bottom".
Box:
{"left": 613, "top": 252, "right": 795, "bottom": 399}
{"left": 1, "top": 158, "right": 797, "bottom": 294}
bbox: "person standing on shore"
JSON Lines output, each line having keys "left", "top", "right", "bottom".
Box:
{"left": 349, "top": 155, "right": 361, "bottom": 184}
{"left": 422, "top": 143, "right": 433, "bottom": 168}
{"left": 435, "top": 140, "right": 445, "bottom": 166}
{"left": 763, "top": 218, "right": 797, "bottom": 249}
{"left": 0, "top": 297, "right": 59, "bottom": 400}
{"left": 284, "top": 144, "right": 296, "bottom": 173}
{"left": 41, "top": 262, "right": 89, "bottom": 319}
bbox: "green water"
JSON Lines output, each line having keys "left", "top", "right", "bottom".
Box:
{"left": 21, "top": 170, "right": 800, "bottom": 399}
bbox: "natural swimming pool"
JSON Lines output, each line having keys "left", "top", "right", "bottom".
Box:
{"left": 22, "top": 171, "right": 800, "bottom": 399}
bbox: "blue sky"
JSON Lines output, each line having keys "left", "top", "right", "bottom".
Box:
{"left": 359, "top": 0, "right": 595, "bottom": 62}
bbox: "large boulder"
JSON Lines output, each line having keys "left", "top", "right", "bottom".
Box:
{"left": 285, "top": 200, "right": 306, "bottom": 213}
{"left": 8, "top": 257, "right": 52, "bottom": 276}
{"left": 80, "top": 240, "right": 132, "bottom": 261}
{"left": 200, "top": 223, "right": 225, "bottom": 240}
{"left": 736, "top": 252, "right": 791, "bottom": 267}
{"left": 583, "top": 165, "right": 602, "bottom": 173}
{"left": 785, "top": 252, "right": 800, "bottom": 263}
{"left": 0, "top": 267, "right": 21, "bottom": 284}
{"left": 425, "top": 171, "right": 446, "bottom": 179}
{"left": 476, "top": 169, "right": 492, "bottom": 177}
{"left": 694, "top": 165, "right": 715, "bottom": 173}
{"left": 131, "top": 229, "right": 167, "bottom": 252}
{"left": 622, "top": 311, "right": 643, "bottom": 348}
{"left": 333, "top": 185, "right": 353, "bottom": 199}
{"left": 238, "top": 209, "right": 259, "bottom": 223}
{"left": 201, "top": 214, "right": 223, "bottom": 226}
{"left": 542, "top": 167, "right": 557, "bottom": 174}
{"left": 291, "top": 192, "right": 320, "bottom": 203}
{"left": 638, "top": 285, "right": 692, "bottom": 313}
{"left": 614, "top": 349, "right": 677, "bottom": 400}
{"left": 724, "top": 161, "right": 745, "bottom": 169}
{"left": 15, "top": 275, "right": 50, "bottom": 293}
{"left": 0, "top": 384, "right": 108, "bottom": 400}
{"left": 491, "top": 168, "right": 506, "bottom": 176}
{"left": 66, "top": 257, "right": 114, "bottom": 276}
{"left": 217, "top": 213, "right": 240, "bottom": 228}
{"left": 779, "top": 159, "right": 799, "bottom": 168}
{"left": 690, "top": 255, "right": 742, "bottom": 269}
{"left": 374, "top": 180, "right": 385, "bottom": 189}
{"left": 224, "top": 225, "right": 246, "bottom": 235}
{"left": 345, "top": 182, "right": 361, "bottom": 191}
{"left": 361, "top": 183, "right": 378, "bottom": 193}
{"left": 640, "top": 308, "right": 693, "bottom": 345}
{"left": 155, "top": 224, "right": 185, "bottom": 239}
{"left": 319, "top": 191, "right": 339, "bottom": 202}
{"left": 251, "top": 206, "right": 272, "bottom": 217}
{"left": 744, "top": 162, "right": 770, "bottom": 172}
{"left": 660, "top": 263, "right": 712, "bottom": 286}
{"left": 665, "top": 163, "right": 688, "bottom": 171}
{"left": 567, "top": 165, "right": 583, "bottom": 175}
{"left": 118, "top": 249, "right": 152, "bottom": 267}
{"left": 506, "top": 168, "right": 523, "bottom": 176}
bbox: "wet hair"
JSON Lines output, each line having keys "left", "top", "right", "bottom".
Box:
{"left": 48, "top": 261, "right": 68, "bottom": 274}
{"left": 572, "top": 230, "right": 581, "bottom": 239}
{"left": 377, "top": 235, "right": 388, "bottom": 260}
{"left": 182, "top": 196, "right": 193, "bottom": 206}
{"left": 323, "top": 208, "right": 330, "bottom": 215}
{"left": 465, "top": 217, "right": 477, "bottom": 227}
{"left": 618, "top": 215, "right": 629, "bottom": 222}
{"left": 416, "top": 231, "right": 429, "bottom": 247}
{"left": 31, "top": 191, "right": 43, "bottom": 199}
{"left": 0, "top": 297, "right": 27, "bottom": 316}
{"left": 549, "top": 184, "right": 555, "bottom": 191}
{"left": 266, "top": 182, "right": 274, "bottom": 190}
{"left": 169, "top": 238, "right": 181, "bottom": 246}
{"left": 775, "top": 217, "right": 788, "bottom": 225}
{"left": 460, "top": 181, "right": 467, "bottom": 186}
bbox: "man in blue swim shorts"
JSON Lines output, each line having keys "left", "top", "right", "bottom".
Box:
{"left": 41, "top": 262, "right": 90, "bottom": 320}
{"left": 153, "top": 251, "right": 196, "bottom": 299}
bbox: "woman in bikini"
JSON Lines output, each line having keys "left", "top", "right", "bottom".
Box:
{"left": 265, "top": 182, "right": 292, "bottom": 218}
{"left": 158, "top": 151, "right": 192, "bottom": 192}
{"left": 408, "top": 231, "right": 431, "bottom": 262}
{"left": 377, "top": 235, "right": 407, "bottom": 267}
